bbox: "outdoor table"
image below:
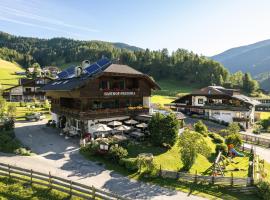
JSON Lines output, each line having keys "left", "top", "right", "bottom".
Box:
{"left": 130, "top": 131, "right": 145, "bottom": 140}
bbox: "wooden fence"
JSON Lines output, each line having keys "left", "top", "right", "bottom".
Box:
{"left": 219, "top": 131, "right": 270, "bottom": 148}
{"left": 159, "top": 170, "right": 253, "bottom": 186}
{"left": 0, "top": 162, "right": 128, "bottom": 200}
{"left": 159, "top": 146, "right": 256, "bottom": 187}
{"left": 240, "top": 134, "right": 270, "bottom": 147}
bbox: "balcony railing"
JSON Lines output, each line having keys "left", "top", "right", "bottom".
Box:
{"left": 51, "top": 106, "right": 149, "bottom": 119}
{"left": 233, "top": 117, "right": 249, "bottom": 122}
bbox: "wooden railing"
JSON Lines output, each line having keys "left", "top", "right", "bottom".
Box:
{"left": 52, "top": 107, "right": 149, "bottom": 119}
{"left": 233, "top": 117, "right": 249, "bottom": 122}
{"left": 159, "top": 170, "right": 253, "bottom": 186}
{"left": 219, "top": 131, "right": 270, "bottom": 148}
{"left": 0, "top": 162, "right": 129, "bottom": 200}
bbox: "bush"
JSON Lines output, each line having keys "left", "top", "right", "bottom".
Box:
{"left": 15, "top": 147, "right": 31, "bottom": 156}
{"left": 84, "top": 142, "right": 99, "bottom": 155}
{"left": 108, "top": 145, "right": 128, "bottom": 162}
{"left": 120, "top": 158, "right": 138, "bottom": 172}
{"left": 257, "top": 181, "right": 270, "bottom": 200}
{"left": 215, "top": 143, "right": 228, "bottom": 155}
{"left": 194, "top": 120, "right": 208, "bottom": 137}
{"left": 0, "top": 131, "right": 21, "bottom": 153}
{"left": 4, "top": 119, "right": 15, "bottom": 131}
{"left": 208, "top": 132, "right": 224, "bottom": 144}
{"left": 225, "top": 133, "right": 242, "bottom": 147}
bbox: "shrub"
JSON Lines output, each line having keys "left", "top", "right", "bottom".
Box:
{"left": 108, "top": 145, "right": 128, "bottom": 162}
{"left": 4, "top": 119, "right": 15, "bottom": 131}
{"left": 15, "top": 147, "right": 31, "bottom": 156}
{"left": 84, "top": 142, "right": 99, "bottom": 155}
{"left": 215, "top": 143, "right": 228, "bottom": 155}
{"left": 257, "top": 181, "right": 270, "bottom": 200}
{"left": 194, "top": 120, "right": 208, "bottom": 137}
{"left": 0, "top": 131, "right": 21, "bottom": 153}
{"left": 225, "top": 133, "right": 242, "bottom": 147}
{"left": 120, "top": 158, "right": 138, "bottom": 172}
{"left": 259, "top": 118, "right": 270, "bottom": 130}
{"left": 208, "top": 132, "right": 224, "bottom": 144}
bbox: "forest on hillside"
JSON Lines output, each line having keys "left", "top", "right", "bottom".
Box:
{"left": 0, "top": 31, "right": 259, "bottom": 94}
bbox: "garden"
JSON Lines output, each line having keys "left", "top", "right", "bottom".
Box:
{"left": 80, "top": 112, "right": 260, "bottom": 199}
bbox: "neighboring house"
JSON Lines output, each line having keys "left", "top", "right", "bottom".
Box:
{"left": 168, "top": 86, "right": 260, "bottom": 129}
{"left": 43, "top": 66, "right": 61, "bottom": 78}
{"left": 252, "top": 97, "right": 270, "bottom": 112}
{"left": 3, "top": 77, "right": 52, "bottom": 102}
{"left": 41, "top": 58, "right": 160, "bottom": 135}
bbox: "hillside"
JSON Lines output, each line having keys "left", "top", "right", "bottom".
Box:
{"left": 0, "top": 59, "right": 25, "bottom": 89}
{"left": 212, "top": 39, "right": 270, "bottom": 76}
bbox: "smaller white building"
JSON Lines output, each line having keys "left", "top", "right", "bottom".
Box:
{"left": 171, "top": 86, "right": 260, "bottom": 129}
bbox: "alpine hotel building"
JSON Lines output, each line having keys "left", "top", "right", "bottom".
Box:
{"left": 41, "top": 58, "right": 160, "bottom": 135}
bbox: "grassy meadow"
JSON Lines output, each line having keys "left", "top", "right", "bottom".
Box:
{"left": 154, "top": 79, "right": 199, "bottom": 96}
{"left": 0, "top": 176, "right": 82, "bottom": 200}
{"left": 0, "top": 59, "right": 25, "bottom": 89}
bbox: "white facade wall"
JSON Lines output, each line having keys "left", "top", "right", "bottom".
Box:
{"left": 143, "top": 96, "right": 151, "bottom": 107}
{"left": 207, "top": 109, "right": 254, "bottom": 124}
{"left": 10, "top": 86, "right": 23, "bottom": 95}
{"left": 23, "top": 87, "right": 40, "bottom": 92}
{"left": 192, "top": 96, "right": 207, "bottom": 106}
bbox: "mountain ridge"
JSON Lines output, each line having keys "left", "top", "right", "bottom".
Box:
{"left": 212, "top": 39, "right": 270, "bottom": 76}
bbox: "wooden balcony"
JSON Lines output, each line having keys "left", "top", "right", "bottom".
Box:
{"left": 51, "top": 106, "right": 149, "bottom": 119}
{"left": 233, "top": 117, "right": 249, "bottom": 122}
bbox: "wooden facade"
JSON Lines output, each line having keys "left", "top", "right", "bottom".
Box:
{"left": 42, "top": 62, "right": 159, "bottom": 135}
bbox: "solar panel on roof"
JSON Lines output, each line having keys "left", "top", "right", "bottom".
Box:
{"left": 85, "top": 58, "right": 111, "bottom": 76}
{"left": 84, "top": 63, "right": 100, "bottom": 75}
{"left": 57, "top": 66, "right": 75, "bottom": 79}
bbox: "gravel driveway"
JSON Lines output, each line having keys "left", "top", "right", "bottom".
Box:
{"left": 0, "top": 120, "right": 206, "bottom": 200}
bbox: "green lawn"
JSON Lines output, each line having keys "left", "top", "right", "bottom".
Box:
{"left": 0, "top": 176, "right": 82, "bottom": 200}
{"left": 5, "top": 102, "right": 52, "bottom": 121}
{"left": 257, "top": 111, "right": 270, "bottom": 120}
{"left": 151, "top": 95, "right": 176, "bottom": 106}
{"left": 154, "top": 79, "right": 200, "bottom": 96}
{"left": 0, "top": 59, "right": 25, "bottom": 89}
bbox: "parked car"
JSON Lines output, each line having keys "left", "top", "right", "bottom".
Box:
{"left": 25, "top": 113, "right": 45, "bottom": 121}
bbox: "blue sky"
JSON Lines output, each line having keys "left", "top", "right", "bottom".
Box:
{"left": 0, "top": 0, "right": 270, "bottom": 56}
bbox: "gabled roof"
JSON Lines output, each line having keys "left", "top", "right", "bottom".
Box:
{"left": 191, "top": 86, "right": 226, "bottom": 95}
{"left": 41, "top": 62, "right": 160, "bottom": 91}
{"left": 173, "top": 86, "right": 258, "bottom": 106}
{"left": 103, "top": 64, "right": 142, "bottom": 75}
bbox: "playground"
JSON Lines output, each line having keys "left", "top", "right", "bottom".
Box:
{"left": 206, "top": 145, "right": 251, "bottom": 178}
{"left": 119, "top": 137, "right": 251, "bottom": 178}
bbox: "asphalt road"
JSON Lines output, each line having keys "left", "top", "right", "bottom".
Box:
{"left": 0, "top": 120, "right": 205, "bottom": 200}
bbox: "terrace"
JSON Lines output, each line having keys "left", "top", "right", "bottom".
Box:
{"left": 51, "top": 106, "right": 149, "bottom": 119}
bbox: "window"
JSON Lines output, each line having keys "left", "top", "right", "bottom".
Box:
{"left": 99, "top": 80, "right": 108, "bottom": 90}
{"left": 198, "top": 98, "right": 204, "bottom": 104}
{"left": 25, "top": 88, "right": 31, "bottom": 92}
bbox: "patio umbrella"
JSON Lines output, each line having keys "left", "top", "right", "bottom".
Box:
{"left": 108, "top": 121, "right": 122, "bottom": 127}
{"left": 93, "top": 123, "right": 112, "bottom": 132}
{"left": 115, "top": 125, "right": 131, "bottom": 135}
{"left": 136, "top": 123, "right": 148, "bottom": 129}
{"left": 115, "top": 125, "right": 131, "bottom": 131}
{"left": 125, "top": 119, "right": 138, "bottom": 125}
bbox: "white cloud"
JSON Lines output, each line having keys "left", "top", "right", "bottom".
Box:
{"left": 0, "top": 5, "right": 99, "bottom": 33}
